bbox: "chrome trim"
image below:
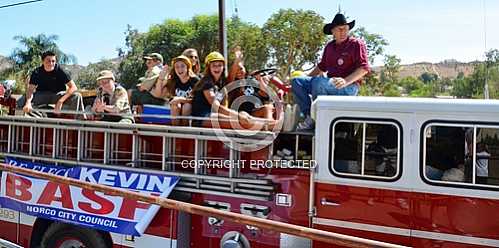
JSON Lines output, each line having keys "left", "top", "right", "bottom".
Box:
{"left": 0, "top": 238, "right": 23, "bottom": 248}
{"left": 313, "top": 217, "right": 499, "bottom": 247}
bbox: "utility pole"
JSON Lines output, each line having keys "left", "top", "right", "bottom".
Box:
{"left": 483, "top": 0, "right": 489, "bottom": 99}
{"left": 218, "top": 0, "right": 228, "bottom": 63}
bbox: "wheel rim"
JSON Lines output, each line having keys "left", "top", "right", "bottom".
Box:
{"left": 55, "top": 237, "right": 86, "bottom": 248}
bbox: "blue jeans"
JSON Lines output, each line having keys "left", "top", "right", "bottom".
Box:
{"left": 291, "top": 76, "right": 359, "bottom": 116}
{"left": 425, "top": 165, "right": 444, "bottom": 180}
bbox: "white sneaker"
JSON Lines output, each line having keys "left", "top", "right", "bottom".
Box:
{"left": 296, "top": 116, "right": 315, "bottom": 131}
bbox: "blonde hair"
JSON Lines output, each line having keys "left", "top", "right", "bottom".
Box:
{"left": 182, "top": 48, "right": 201, "bottom": 75}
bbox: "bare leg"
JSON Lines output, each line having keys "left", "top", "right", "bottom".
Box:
{"left": 252, "top": 104, "right": 274, "bottom": 120}
{"left": 170, "top": 103, "right": 181, "bottom": 125}
{"left": 180, "top": 103, "right": 192, "bottom": 126}
{"left": 127, "top": 89, "right": 134, "bottom": 108}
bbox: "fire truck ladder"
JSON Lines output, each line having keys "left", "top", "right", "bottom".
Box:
{"left": 0, "top": 116, "right": 276, "bottom": 201}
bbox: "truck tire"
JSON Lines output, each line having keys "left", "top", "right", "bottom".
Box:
{"left": 40, "top": 222, "right": 108, "bottom": 248}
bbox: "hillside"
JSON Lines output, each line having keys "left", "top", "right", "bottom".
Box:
{"left": 373, "top": 60, "right": 477, "bottom": 79}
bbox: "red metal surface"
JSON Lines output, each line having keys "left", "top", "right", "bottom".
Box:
{"left": 0, "top": 124, "right": 9, "bottom": 152}
{"left": 412, "top": 192, "right": 499, "bottom": 240}
{"left": 18, "top": 222, "right": 32, "bottom": 247}
{"left": 314, "top": 182, "right": 412, "bottom": 247}
{"left": 0, "top": 220, "right": 18, "bottom": 245}
{"left": 143, "top": 208, "right": 175, "bottom": 238}
{"left": 189, "top": 169, "right": 310, "bottom": 248}
{"left": 313, "top": 182, "right": 499, "bottom": 247}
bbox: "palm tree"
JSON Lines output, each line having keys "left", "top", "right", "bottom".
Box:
{"left": 9, "top": 34, "right": 77, "bottom": 78}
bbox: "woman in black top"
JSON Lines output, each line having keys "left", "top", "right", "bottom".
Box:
{"left": 191, "top": 52, "right": 229, "bottom": 119}
{"left": 191, "top": 52, "right": 273, "bottom": 130}
{"left": 227, "top": 47, "right": 277, "bottom": 122}
{"left": 153, "top": 55, "right": 199, "bottom": 125}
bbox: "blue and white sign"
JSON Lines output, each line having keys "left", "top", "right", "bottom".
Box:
{"left": 0, "top": 158, "right": 179, "bottom": 236}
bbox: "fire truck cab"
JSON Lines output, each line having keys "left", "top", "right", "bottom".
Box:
{"left": 312, "top": 96, "right": 499, "bottom": 248}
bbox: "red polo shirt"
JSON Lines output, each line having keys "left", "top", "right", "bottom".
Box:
{"left": 318, "top": 36, "right": 370, "bottom": 84}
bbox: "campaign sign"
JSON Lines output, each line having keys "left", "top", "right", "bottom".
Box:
{"left": 0, "top": 158, "right": 179, "bottom": 236}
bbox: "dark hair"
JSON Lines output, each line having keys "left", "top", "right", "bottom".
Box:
{"left": 192, "top": 63, "right": 226, "bottom": 93}
{"left": 41, "top": 51, "right": 56, "bottom": 60}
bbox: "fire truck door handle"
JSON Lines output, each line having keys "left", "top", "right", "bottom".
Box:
{"left": 242, "top": 206, "right": 270, "bottom": 216}
{"left": 321, "top": 197, "right": 340, "bottom": 206}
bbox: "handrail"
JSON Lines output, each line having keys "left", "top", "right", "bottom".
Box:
{"left": 26, "top": 107, "right": 279, "bottom": 124}
{"left": 0, "top": 115, "right": 277, "bottom": 140}
{"left": 0, "top": 163, "right": 411, "bottom": 248}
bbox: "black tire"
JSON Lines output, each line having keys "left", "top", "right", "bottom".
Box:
{"left": 40, "top": 222, "right": 108, "bottom": 248}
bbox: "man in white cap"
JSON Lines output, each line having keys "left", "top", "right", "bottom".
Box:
{"left": 92, "top": 70, "right": 132, "bottom": 123}
{"left": 129, "top": 52, "right": 165, "bottom": 106}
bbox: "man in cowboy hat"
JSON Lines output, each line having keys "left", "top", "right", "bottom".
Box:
{"left": 292, "top": 12, "right": 370, "bottom": 131}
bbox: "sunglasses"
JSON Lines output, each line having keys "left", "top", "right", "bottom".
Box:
{"left": 188, "top": 55, "right": 198, "bottom": 59}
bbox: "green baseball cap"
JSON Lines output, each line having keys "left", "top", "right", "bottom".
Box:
{"left": 143, "top": 53, "right": 163, "bottom": 63}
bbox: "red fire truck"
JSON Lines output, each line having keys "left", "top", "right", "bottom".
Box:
{"left": 0, "top": 96, "right": 498, "bottom": 248}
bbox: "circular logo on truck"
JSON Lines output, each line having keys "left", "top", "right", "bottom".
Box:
{"left": 210, "top": 78, "right": 283, "bottom": 152}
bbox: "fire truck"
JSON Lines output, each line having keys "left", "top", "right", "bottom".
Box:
{"left": 0, "top": 95, "right": 498, "bottom": 248}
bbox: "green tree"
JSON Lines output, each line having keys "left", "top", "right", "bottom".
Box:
{"left": 76, "top": 59, "right": 117, "bottom": 89}
{"left": 399, "top": 76, "right": 424, "bottom": 95}
{"left": 118, "top": 15, "right": 270, "bottom": 88}
{"left": 485, "top": 49, "right": 499, "bottom": 66}
{"left": 452, "top": 74, "right": 473, "bottom": 98}
{"left": 452, "top": 65, "right": 489, "bottom": 99}
{"left": 382, "top": 54, "right": 401, "bottom": 84}
{"left": 367, "top": 54, "right": 401, "bottom": 96}
{"left": 188, "top": 15, "right": 219, "bottom": 60}
{"left": 419, "top": 72, "right": 439, "bottom": 84}
{"left": 352, "top": 27, "right": 388, "bottom": 65}
{"left": 227, "top": 17, "right": 268, "bottom": 72}
{"left": 484, "top": 49, "right": 499, "bottom": 98}
{"left": 118, "top": 20, "right": 195, "bottom": 89}
{"left": 117, "top": 25, "right": 146, "bottom": 89}
{"left": 409, "top": 84, "right": 435, "bottom": 97}
{"left": 353, "top": 28, "right": 389, "bottom": 96}
{"left": 451, "top": 49, "right": 499, "bottom": 99}
{"left": 262, "top": 9, "right": 326, "bottom": 78}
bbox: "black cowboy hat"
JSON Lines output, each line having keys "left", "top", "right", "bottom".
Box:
{"left": 323, "top": 13, "right": 355, "bottom": 35}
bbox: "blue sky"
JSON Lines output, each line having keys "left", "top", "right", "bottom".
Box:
{"left": 1, "top": 0, "right": 498, "bottom": 66}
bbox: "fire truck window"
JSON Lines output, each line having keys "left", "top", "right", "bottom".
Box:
{"left": 424, "top": 125, "right": 468, "bottom": 183}
{"left": 333, "top": 122, "right": 362, "bottom": 174}
{"left": 425, "top": 124, "right": 499, "bottom": 188}
{"left": 333, "top": 121, "right": 400, "bottom": 179}
{"left": 476, "top": 128, "right": 499, "bottom": 186}
{"left": 365, "top": 124, "right": 399, "bottom": 177}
